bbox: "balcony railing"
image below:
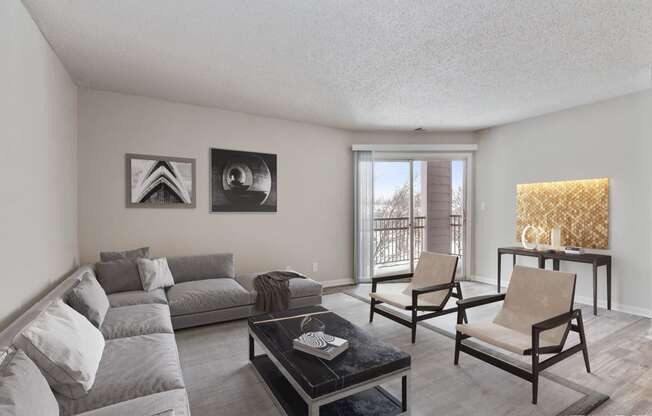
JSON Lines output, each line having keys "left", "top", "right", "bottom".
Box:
{"left": 373, "top": 215, "right": 463, "bottom": 266}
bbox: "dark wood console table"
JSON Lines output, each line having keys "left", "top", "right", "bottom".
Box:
{"left": 497, "top": 247, "right": 612, "bottom": 316}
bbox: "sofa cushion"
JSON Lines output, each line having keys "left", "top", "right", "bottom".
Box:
{"left": 236, "top": 272, "right": 322, "bottom": 299}
{"left": 166, "top": 254, "right": 234, "bottom": 284}
{"left": 15, "top": 300, "right": 105, "bottom": 399}
{"left": 0, "top": 349, "right": 59, "bottom": 416}
{"left": 456, "top": 322, "right": 558, "bottom": 355}
{"left": 166, "top": 279, "right": 252, "bottom": 316}
{"left": 99, "top": 247, "right": 150, "bottom": 262}
{"left": 107, "top": 289, "right": 167, "bottom": 308}
{"left": 73, "top": 390, "right": 188, "bottom": 416}
{"left": 66, "top": 272, "right": 110, "bottom": 328}
{"left": 95, "top": 259, "right": 143, "bottom": 294}
{"left": 100, "top": 304, "right": 173, "bottom": 340}
{"left": 56, "top": 334, "right": 185, "bottom": 416}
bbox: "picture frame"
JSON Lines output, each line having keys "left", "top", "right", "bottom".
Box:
{"left": 210, "top": 148, "right": 277, "bottom": 212}
{"left": 126, "top": 153, "right": 196, "bottom": 208}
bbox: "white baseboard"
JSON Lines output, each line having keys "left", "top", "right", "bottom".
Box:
{"left": 468, "top": 274, "right": 503, "bottom": 288}
{"left": 467, "top": 275, "right": 652, "bottom": 318}
{"left": 321, "top": 278, "right": 355, "bottom": 288}
{"left": 574, "top": 295, "right": 652, "bottom": 318}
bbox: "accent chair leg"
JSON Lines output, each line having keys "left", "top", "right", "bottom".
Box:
{"left": 531, "top": 329, "right": 539, "bottom": 405}
{"left": 576, "top": 311, "right": 591, "bottom": 373}
{"left": 369, "top": 299, "right": 376, "bottom": 323}
{"left": 456, "top": 283, "right": 468, "bottom": 324}
{"left": 455, "top": 304, "right": 465, "bottom": 365}
{"left": 411, "top": 307, "right": 418, "bottom": 343}
{"left": 531, "top": 354, "right": 539, "bottom": 404}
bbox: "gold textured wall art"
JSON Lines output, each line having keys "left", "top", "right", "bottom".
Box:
{"left": 516, "top": 178, "right": 609, "bottom": 249}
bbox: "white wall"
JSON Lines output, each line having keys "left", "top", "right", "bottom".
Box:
{"left": 474, "top": 90, "right": 652, "bottom": 316}
{"left": 0, "top": 0, "right": 78, "bottom": 328}
{"left": 77, "top": 89, "right": 475, "bottom": 285}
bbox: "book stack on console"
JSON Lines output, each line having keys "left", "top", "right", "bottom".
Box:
{"left": 564, "top": 246, "right": 585, "bottom": 255}
{"left": 293, "top": 332, "right": 349, "bottom": 360}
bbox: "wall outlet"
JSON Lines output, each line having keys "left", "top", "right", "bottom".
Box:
{"left": 312, "top": 262, "right": 319, "bottom": 272}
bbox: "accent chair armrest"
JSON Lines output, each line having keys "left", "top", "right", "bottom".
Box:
{"left": 457, "top": 293, "right": 506, "bottom": 309}
{"left": 371, "top": 273, "right": 413, "bottom": 292}
{"left": 412, "top": 282, "right": 456, "bottom": 296}
{"left": 371, "top": 273, "right": 413, "bottom": 283}
{"left": 532, "top": 309, "right": 580, "bottom": 332}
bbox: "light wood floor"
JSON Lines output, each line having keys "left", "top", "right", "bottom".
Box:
{"left": 176, "top": 290, "right": 591, "bottom": 416}
{"left": 345, "top": 280, "right": 652, "bottom": 415}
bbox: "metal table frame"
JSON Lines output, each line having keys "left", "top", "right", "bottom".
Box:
{"left": 248, "top": 328, "right": 411, "bottom": 416}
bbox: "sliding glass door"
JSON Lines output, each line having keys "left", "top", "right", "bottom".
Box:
{"left": 372, "top": 158, "right": 466, "bottom": 278}
{"left": 372, "top": 160, "right": 413, "bottom": 276}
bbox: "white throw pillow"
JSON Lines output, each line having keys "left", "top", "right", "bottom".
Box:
{"left": 136, "top": 257, "right": 175, "bottom": 291}
{"left": 14, "top": 299, "right": 105, "bottom": 399}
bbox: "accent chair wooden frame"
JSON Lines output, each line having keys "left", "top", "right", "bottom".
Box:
{"left": 369, "top": 253, "right": 465, "bottom": 343}
{"left": 454, "top": 266, "right": 591, "bottom": 404}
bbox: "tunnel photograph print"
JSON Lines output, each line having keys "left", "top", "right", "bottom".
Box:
{"left": 210, "top": 148, "right": 277, "bottom": 212}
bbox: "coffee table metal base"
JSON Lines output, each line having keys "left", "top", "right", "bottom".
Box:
{"left": 249, "top": 330, "right": 411, "bottom": 416}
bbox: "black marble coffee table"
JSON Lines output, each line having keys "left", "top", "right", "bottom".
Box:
{"left": 248, "top": 306, "right": 411, "bottom": 416}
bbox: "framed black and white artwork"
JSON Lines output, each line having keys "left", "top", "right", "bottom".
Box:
{"left": 126, "top": 153, "right": 196, "bottom": 208}
{"left": 210, "top": 148, "right": 277, "bottom": 212}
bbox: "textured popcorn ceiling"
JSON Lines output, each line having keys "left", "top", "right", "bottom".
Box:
{"left": 22, "top": 0, "right": 652, "bottom": 130}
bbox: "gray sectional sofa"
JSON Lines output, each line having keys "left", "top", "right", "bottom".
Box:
{"left": 0, "top": 253, "right": 323, "bottom": 416}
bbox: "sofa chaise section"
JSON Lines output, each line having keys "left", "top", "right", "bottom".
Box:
{"left": 0, "top": 265, "right": 190, "bottom": 416}
{"left": 56, "top": 333, "right": 186, "bottom": 416}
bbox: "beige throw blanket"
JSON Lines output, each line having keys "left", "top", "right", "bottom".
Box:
{"left": 254, "top": 271, "right": 305, "bottom": 312}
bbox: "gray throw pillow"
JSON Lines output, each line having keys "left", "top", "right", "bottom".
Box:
{"left": 66, "top": 272, "right": 110, "bottom": 327}
{"left": 0, "top": 349, "right": 59, "bottom": 416}
{"left": 95, "top": 259, "right": 143, "bottom": 294}
{"left": 100, "top": 247, "right": 150, "bottom": 262}
{"left": 136, "top": 258, "right": 175, "bottom": 291}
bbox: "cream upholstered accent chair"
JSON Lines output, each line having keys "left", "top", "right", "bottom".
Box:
{"left": 369, "top": 251, "right": 464, "bottom": 343}
{"left": 454, "top": 266, "right": 590, "bottom": 404}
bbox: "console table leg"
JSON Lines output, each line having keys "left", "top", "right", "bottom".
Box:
{"left": 606, "top": 261, "right": 612, "bottom": 311}
{"left": 553, "top": 259, "right": 560, "bottom": 271}
{"left": 592, "top": 262, "right": 598, "bottom": 316}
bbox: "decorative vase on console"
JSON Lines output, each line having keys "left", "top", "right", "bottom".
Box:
{"left": 550, "top": 227, "right": 562, "bottom": 251}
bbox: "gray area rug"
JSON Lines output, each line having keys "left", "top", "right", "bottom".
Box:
{"left": 174, "top": 293, "right": 608, "bottom": 416}
{"left": 345, "top": 288, "right": 609, "bottom": 416}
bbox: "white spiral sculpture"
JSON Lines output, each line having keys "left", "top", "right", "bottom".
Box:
{"left": 521, "top": 225, "right": 545, "bottom": 250}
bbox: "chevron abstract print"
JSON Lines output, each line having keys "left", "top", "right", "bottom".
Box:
{"left": 127, "top": 154, "right": 196, "bottom": 208}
